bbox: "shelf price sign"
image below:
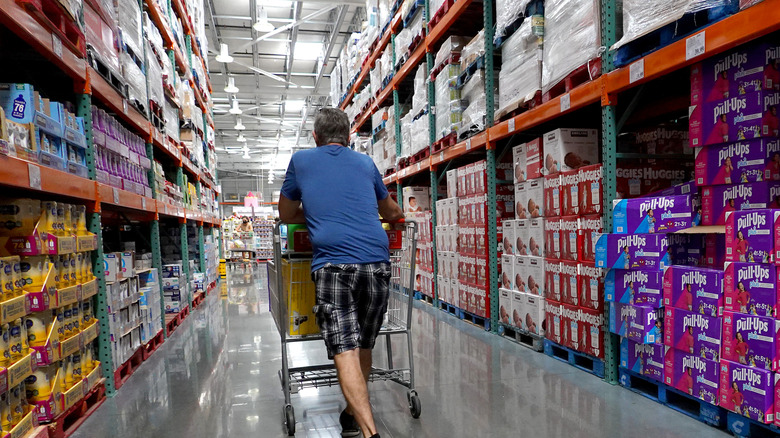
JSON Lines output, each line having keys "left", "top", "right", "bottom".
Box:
{"left": 28, "top": 164, "right": 41, "bottom": 190}
{"left": 686, "top": 31, "right": 706, "bottom": 60}
{"left": 629, "top": 59, "right": 645, "bottom": 83}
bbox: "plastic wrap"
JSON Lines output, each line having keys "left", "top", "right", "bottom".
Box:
{"left": 161, "top": 52, "right": 175, "bottom": 91}
{"left": 164, "top": 100, "right": 179, "bottom": 142}
{"left": 429, "top": 0, "right": 444, "bottom": 19}
{"left": 460, "top": 30, "right": 485, "bottom": 69}
{"left": 379, "top": 0, "right": 392, "bottom": 27}
{"left": 499, "top": 20, "right": 542, "bottom": 114}
{"left": 401, "top": 112, "right": 413, "bottom": 158}
{"left": 83, "top": 2, "right": 120, "bottom": 73}
{"left": 115, "top": 0, "right": 143, "bottom": 57}
{"left": 434, "top": 36, "right": 469, "bottom": 70}
{"left": 373, "top": 107, "right": 390, "bottom": 131}
{"left": 411, "top": 63, "right": 428, "bottom": 117}
{"left": 435, "top": 64, "right": 462, "bottom": 140}
{"left": 370, "top": 66, "right": 382, "bottom": 97}
{"left": 120, "top": 52, "right": 148, "bottom": 111}
{"left": 144, "top": 13, "right": 165, "bottom": 60}
{"left": 146, "top": 44, "right": 164, "bottom": 109}
{"left": 542, "top": 0, "right": 601, "bottom": 94}
{"left": 612, "top": 0, "right": 727, "bottom": 50}
{"left": 411, "top": 115, "right": 429, "bottom": 155}
{"left": 459, "top": 70, "right": 487, "bottom": 137}
{"left": 495, "top": 0, "right": 532, "bottom": 41}
{"left": 407, "top": 8, "right": 424, "bottom": 38}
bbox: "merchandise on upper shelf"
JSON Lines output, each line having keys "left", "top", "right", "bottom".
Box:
{"left": 92, "top": 106, "right": 153, "bottom": 197}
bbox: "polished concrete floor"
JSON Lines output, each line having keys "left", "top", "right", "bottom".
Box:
{"left": 72, "top": 264, "right": 728, "bottom": 438}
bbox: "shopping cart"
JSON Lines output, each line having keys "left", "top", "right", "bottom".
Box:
{"left": 268, "top": 221, "right": 421, "bottom": 436}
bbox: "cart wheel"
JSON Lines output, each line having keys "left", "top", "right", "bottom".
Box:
{"left": 408, "top": 391, "right": 421, "bottom": 419}
{"left": 284, "top": 404, "right": 296, "bottom": 435}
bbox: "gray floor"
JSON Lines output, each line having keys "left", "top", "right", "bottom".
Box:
{"left": 72, "top": 265, "right": 728, "bottom": 438}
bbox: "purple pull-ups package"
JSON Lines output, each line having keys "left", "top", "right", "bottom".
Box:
{"left": 722, "top": 311, "right": 776, "bottom": 371}
{"left": 724, "top": 262, "right": 776, "bottom": 318}
{"left": 595, "top": 233, "right": 670, "bottom": 271}
{"left": 605, "top": 269, "right": 663, "bottom": 307}
{"left": 664, "top": 307, "right": 722, "bottom": 361}
{"left": 719, "top": 360, "right": 775, "bottom": 423}
{"left": 664, "top": 348, "right": 719, "bottom": 405}
{"left": 662, "top": 265, "right": 724, "bottom": 317}
{"left": 695, "top": 139, "right": 780, "bottom": 186}
{"left": 690, "top": 90, "right": 780, "bottom": 148}
{"left": 620, "top": 338, "right": 665, "bottom": 383}
{"left": 725, "top": 210, "right": 777, "bottom": 264}
{"left": 701, "top": 181, "right": 780, "bottom": 226}
{"left": 609, "top": 302, "right": 663, "bottom": 344}
{"left": 612, "top": 195, "right": 693, "bottom": 234}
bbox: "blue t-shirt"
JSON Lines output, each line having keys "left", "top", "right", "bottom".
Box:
{"left": 281, "top": 144, "right": 390, "bottom": 271}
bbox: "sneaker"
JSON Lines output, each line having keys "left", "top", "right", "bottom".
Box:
{"left": 339, "top": 409, "right": 360, "bottom": 437}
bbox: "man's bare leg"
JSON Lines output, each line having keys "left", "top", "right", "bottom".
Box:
{"left": 334, "top": 349, "right": 377, "bottom": 437}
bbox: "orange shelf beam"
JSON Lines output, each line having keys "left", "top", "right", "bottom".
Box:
{"left": 157, "top": 201, "right": 185, "bottom": 219}
{"left": 607, "top": 0, "right": 780, "bottom": 95}
{"left": 0, "top": 0, "right": 86, "bottom": 83}
{"left": 98, "top": 185, "right": 157, "bottom": 213}
{"left": 382, "top": 174, "right": 396, "bottom": 185}
{"left": 0, "top": 155, "right": 96, "bottom": 200}
{"left": 170, "top": 0, "right": 193, "bottom": 37}
{"left": 144, "top": 0, "right": 188, "bottom": 74}
{"left": 429, "top": 130, "right": 487, "bottom": 168}
{"left": 90, "top": 67, "right": 151, "bottom": 139}
{"left": 426, "top": 0, "right": 474, "bottom": 48}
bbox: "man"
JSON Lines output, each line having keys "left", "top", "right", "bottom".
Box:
{"left": 278, "top": 108, "right": 404, "bottom": 438}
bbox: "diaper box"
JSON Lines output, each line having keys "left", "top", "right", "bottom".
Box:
{"left": 689, "top": 90, "right": 780, "bottom": 148}
{"left": 524, "top": 256, "right": 545, "bottom": 296}
{"left": 515, "top": 219, "right": 529, "bottom": 256}
{"left": 695, "top": 138, "right": 780, "bottom": 186}
{"left": 524, "top": 292, "right": 546, "bottom": 336}
{"left": 620, "top": 338, "right": 665, "bottom": 382}
{"left": 720, "top": 359, "right": 774, "bottom": 423}
{"left": 559, "top": 260, "right": 579, "bottom": 306}
{"left": 612, "top": 195, "right": 694, "bottom": 234}
{"left": 513, "top": 256, "right": 526, "bottom": 292}
{"left": 606, "top": 269, "right": 663, "bottom": 307}
{"left": 664, "top": 348, "right": 719, "bottom": 405}
{"left": 542, "top": 128, "right": 599, "bottom": 174}
{"left": 595, "top": 233, "right": 670, "bottom": 271}
{"left": 526, "top": 178, "right": 544, "bottom": 218}
{"left": 722, "top": 311, "right": 776, "bottom": 371}
{"left": 664, "top": 307, "right": 722, "bottom": 361}
{"left": 546, "top": 301, "right": 564, "bottom": 345}
{"left": 701, "top": 181, "right": 780, "bottom": 225}
{"left": 543, "top": 174, "right": 562, "bottom": 218}
{"left": 511, "top": 290, "right": 525, "bottom": 329}
{"left": 545, "top": 218, "right": 561, "bottom": 260}
{"left": 524, "top": 137, "right": 544, "bottom": 180}
{"left": 668, "top": 234, "right": 707, "bottom": 267}
{"left": 663, "top": 265, "right": 724, "bottom": 317}
{"left": 402, "top": 186, "right": 430, "bottom": 212}
{"left": 705, "top": 233, "right": 727, "bottom": 269}
{"left": 501, "top": 254, "right": 514, "bottom": 290}
{"left": 578, "top": 215, "right": 603, "bottom": 263}
{"left": 578, "top": 262, "right": 605, "bottom": 311}
{"left": 723, "top": 262, "right": 776, "bottom": 318}
{"left": 561, "top": 169, "right": 580, "bottom": 216}
{"left": 609, "top": 301, "right": 663, "bottom": 344}
{"left": 545, "top": 260, "right": 562, "bottom": 303}
{"left": 616, "top": 162, "right": 693, "bottom": 199}
{"left": 528, "top": 218, "right": 545, "bottom": 257}
{"left": 725, "top": 209, "right": 777, "bottom": 263}
{"left": 499, "top": 288, "right": 512, "bottom": 326}
{"left": 577, "top": 164, "right": 602, "bottom": 215}
{"left": 559, "top": 216, "right": 579, "bottom": 261}
{"left": 570, "top": 305, "right": 604, "bottom": 359}
{"left": 513, "top": 143, "right": 528, "bottom": 183}
{"left": 514, "top": 183, "right": 528, "bottom": 220}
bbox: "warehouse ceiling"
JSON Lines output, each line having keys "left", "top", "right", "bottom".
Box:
{"left": 206, "top": 0, "right": 365, "bottom": 179}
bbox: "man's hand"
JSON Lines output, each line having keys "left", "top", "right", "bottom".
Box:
{"left": 278, "top": 195, "right": 306, "bottom": 224}
{"left": 378, "top": 196, "right": 404, "bottom": 222}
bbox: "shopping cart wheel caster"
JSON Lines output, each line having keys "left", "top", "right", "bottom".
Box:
{"left": 408, "top": 391, "right": 421, "bottom": 418}
{"left": 284, "top": 404, "right": 295, "bottom": 435}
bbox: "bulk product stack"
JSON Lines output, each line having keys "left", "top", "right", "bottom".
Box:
{"left": 402, "top": 187, "right": 434, "bottom": 298}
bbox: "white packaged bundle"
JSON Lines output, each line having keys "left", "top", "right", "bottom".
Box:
{"left": 120, "top": 52, "right": 148, "bottom": 111}
{"left": 410, "top": 115, "right": 429, "bottom": 155}
{"left": 395, "top": 28, "right": 411, "bottom": 62}
{"left": 144, "top": 13, "right": 164, "bottom": 59}
{"left": 435, "top": 64, "right": 461, "bottom": 141}
{"left": 115, "top": 0, "right": 143, "bottom": 57}
{"left": 430, "top": 0, "right": 444, "bottom": 18}
{"left": 612, "top": 0, "right": 727, "bottom": 50}
{"left": 495, "top": 0, "right": 533, "bottom": 42}
{"left": 460, "top": 30, "right": 485, "bottom": 69}
{"left": 459, "top": 70, "right": 487, "bottom": 137}
{"left": 412, "top": 62, "right": 428, "bottom": 117}
{"left": 401, "top": 112, "right": 413, "bottom": 158}
{"left": 163, "top": 100, "right": 179, "bottom": 142}
{"left": 146, "top": 43, "right": 164, "bottom": 110}
{"left": 542, "top": 0, "right": 601, "bottom": 94}
{"left": 499, "top": 20, "right": 542, "bottom": 114}
{"left": 435, "top": 36, "right": 469, "bottom": 70}
{"left": 407, "top": 8, "right": 425, "bottom": 38}
{"left": 370, "top": 66, "right": 382, "bottom": 96}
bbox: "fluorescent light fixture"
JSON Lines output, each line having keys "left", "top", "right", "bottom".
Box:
{"left": 242, "top": 152, "right": 251, "bottom": 159}
{"left": 253, "top": 6, "right": 275, "bottom": 32}
{"left": 237, "top": 133, "right": 247, "bottom": 142}
{"left": 224, "top": 77, "right": 239, "bottom": 93}
{"left": 234, "top": 118, "right": 246, "bottom": 130}
{"left": 229, "top": 100, "right": 243, "bottom": 115}
{"left": 216, "top": 43, "right": 233, "bottom": 63}
{"left": 294, "top": 42, "right": 323, "bottom": 61}
{"left": 284, "top": 100, "right": 306, "bottom": 113}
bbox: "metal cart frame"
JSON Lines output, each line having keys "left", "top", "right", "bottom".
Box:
{"left": 268, "top": 222, "right": 421, "bottom": 436}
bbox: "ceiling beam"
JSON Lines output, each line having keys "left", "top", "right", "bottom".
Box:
{"left": 235, "top": 6, "right": 337, "bottom": 52}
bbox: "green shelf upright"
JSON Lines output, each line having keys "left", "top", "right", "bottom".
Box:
{"left": 484, "top": 0, "right": 498, "bottom": 332}
{"left": 151, "top": 220, "right": 168, "bottom": 338}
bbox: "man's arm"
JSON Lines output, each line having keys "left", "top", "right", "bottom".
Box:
{"left": 378, "top": 196, "right": 404, "bottom": 222}
{"left": 278, "top": 195, "right": 306, "bottom": 224}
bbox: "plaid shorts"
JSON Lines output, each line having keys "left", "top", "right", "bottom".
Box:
{"left": 312, "top": 262, "right": 391, "bottom": 359}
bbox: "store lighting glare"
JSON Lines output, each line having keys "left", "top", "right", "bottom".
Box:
{"left": 237, "top": 133, "right": 247, "bottom": 142}
{"left": 229, "top": 100, "right": 243, "bottom": 115}
{"left": 242, "top": 152, "right": 251, "bottom": 159}
{"left": 293, "top": 42, "right": 323, "bottom": 61}
{"left": 224, "top": 77, "right": 239, "bottom": 93}
{"left": 253, "top": 6, "right": 275, "bottom": 32}
{"left": 216, "top": 43, "right": 233, "bottom": 63}
{"left": 234, "top": 118, "right": 246, "bottom": 130}
{"left": 284, "top": 100, "right": 306, "bottom": 113}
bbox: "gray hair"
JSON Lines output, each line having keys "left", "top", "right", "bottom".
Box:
{"left": 313, "top": 107, "right": 349, "bottom": 147}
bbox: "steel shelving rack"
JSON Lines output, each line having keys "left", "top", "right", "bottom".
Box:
{"left": 339, "top": 0, "right": 780, "bottom": 386}
{"left": 0, "top": 0, "right": 221, "bottom": 402}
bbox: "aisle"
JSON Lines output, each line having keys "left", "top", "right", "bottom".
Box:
{"left": 72, "top": 265, "right": 726, "bottom": 438}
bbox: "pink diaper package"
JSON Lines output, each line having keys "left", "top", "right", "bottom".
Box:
{"left": 662, "top": 265, "right": 723, "bottom": 317}
{"left": 725, "top": 209, "right": 777, "bottom": 263}
{"left": 695, "top": 138, "right": 780, "bottom": 186}
{"left": 719, "top": 359, "right": 775, "bottom": 423}
{"left": 701, "top": 181, "right": 780, "bottom": 225}
{"left": 722, "top": 310, "right": 776, "bottom": 371}
{"left": 689, "top": 90, "right": 780, "bottom": 148}
{"left": 723, "top": 262, "right": 776, "bottom": 318}
{"left": 664, "top": 307, "right": 722, "bottom": 361}
{"left": 595, "top": 233, "right": 670, "bottom": 271}
{"left": 620, "top": 338, "right": 665, "bottom": 382}
{"left": 664, "top": 347, "right": 719, "bottom": 404}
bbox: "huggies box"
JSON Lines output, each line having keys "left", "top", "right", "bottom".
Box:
{"left": 664, "top": 348, "right": 719, "bottom": 405}
{"left": 689, "top": 90, "right": 780, "bottom": 147}
{"left": 720, "top": 359, "right": 774, "bottom": 423}
{"left": 544, "top": 173, "right": 562, "bottom": 218}
{"left": 662, "top": 265, "right": 724, "bottom": 317}
{"left": 545, "top": 260, "right": 562, "bottom": 303}
{"left": 545, "top": 218, "right": 561, "bottom": 260}
{"left": 546, "top": 301, "right": 563, "bottom": 344}
{"left": 577, "top": 164, "right": 602, "bottom": 215}
{"left": 722, "top": 311, "right": 776, "bottom": 371}
{"left": 612, "top": 195, "right": 693, "bottom": 234}
{"left": 559, "top": 216, "right": 579, "bottom": 261}
{"left": 578, "top": 262, "right": 604, "bottom": 311}
{"left": 701, "top": 181, "right": 780, "bottom": 225}
{"left": 723, "top": 262, "right": 776, "bottom": 318}
{"left": 578, "top": 215, "right": 603, "bottom": 263}
{"left": 560, "top": 169, "right": 580, "bottom": 216}
{"left": 606, "top": 269, "right": 663, "bottom": 307}
{"left": 559, "top": 260, "right": 579, "bottom": 306}
{"left": 664, "top": 307, "right": 722, "bottom": 361}
{"left": 725, "top": 209, "right": 777, "bottom": 263}
{"left": 525, "top": 138, "right": 544, "bottom": 180}
{"left": 595, "top": 233, "right": 670, "bottom": 271}
{"left": 572, "top": 306, "right": 604, "bottom": 359}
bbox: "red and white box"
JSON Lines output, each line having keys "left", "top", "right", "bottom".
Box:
{"left": 544, "top": 174, "right": 562, "bottom": 218}
{"left": 528, "top": 218, "right": 545, "bottom": 257}
{"left": 473, "top": 160, "right": 487, "bottom": 195}
{"left": 513, "top": 143, "right": 528, "bottom": 183}
{"left": 474, "top": 224, "right": 487, "bottom": 255}
{"left": 560, "top": 169, "right": 580, "bottom": 216}
{"left": 527, "top": 178, "right": 544, "bottom": 218}
{"left": 496, "top": 184, "right": 515, "bottom": 222}
{"left": 498, "top": 150, "right": 514, "bottom": 182}
{"left": 575, "top": 306, "right": 605, "bottom": 359}
{"left": 515, "top": 183, "right": 529, "bottom": 219}
{"left": 515, "top": 219, "right": 529, "bottom": 256}
{"left": 545, "top": 218, "right": 561, "bottom": 260}
{"left": 559, "top": 216, "right": 579, "bottom": 261}
{"left": 560, "top": 260, "right": 579, "bottom": 306}
{"left": 578, "top": 164, "right": 603, "bottom": 215}
{"left": 447, "top": 169, "right": 458, "bottom": 198}
{"left": 475, "top": 256, "right": 488, "bottom": 287}
{"left": 578, "top": 215, "right": 603, "bottom": 263}
{"left": 542, "top": 128, "right": 600, "bottom": 174}
{"left": 525, "top": 138, "right": 544, "bottom": 180}
{"left": 546, "top": 301, "right": 565, "bottom": 344}
{"left": 545, "top": 260, "right": 562, "bottom": 303}
{"left": 578, "top": 262, "right": 605, "bottom": 311}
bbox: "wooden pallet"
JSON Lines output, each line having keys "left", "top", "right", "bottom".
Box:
{"left": 402, "top": 0, "right": 425, "bottom": 27}
{"left": 427, "top": 0, "right": 455, "bottom": 32}
{"left": 87, "top": 50, "right": 127, "bottom": 99}
{"left": 493, "top": 0, "right": 545, "bottom": 49}
{"left": 456, "top": 55, "right": 485, "bottom": 89}
{"left": 431, "top": 132, "right": 457, "bottom": 153}
{"left": 496, "top": 90, "right": 543, "bottom": 121}
{"left": 113, "top": 346, "right": 144, "bottom": 391}
{"left": 18, "top": 0, "right": 87, "bottom": 57}
{"left": 458, "top": 308, "right": 490, "bottom": 331}
{"left": 498, "top": 323, "right": 544, "bottom": 352}
{"left": 142, "top": 329, "right": 165, "bottom": 360}
{"left": 438, "top": 301, "right": 458, "bottom": 317}
{"left": 47, "top": 381, "right": 107, "bottom": 438}
{"left": 619, "top": 367, "right": 727, "bottom": 429}
{"left": 542, "top": 58, "right": 602, "bottom": 103}
{"left": 613, "top": 0, "right": 739, "bottom": 68}
{"left": 543, "top": 339, "right": 605, "bottom": 378}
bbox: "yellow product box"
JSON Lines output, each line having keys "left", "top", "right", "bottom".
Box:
{"left": 5, "top": 410, "right": 35, "bottom": 438}
{"left": 83, "top": 362, "right": 101, "bottom": 391}
{"left": 281, "top": 259, "right": 318, "bottom": 336}
{"left": 7, "top": 352, "right": 34, "bottom": 388}
{"left": 60, "top": 379, "right": 84, "bottom": 412}
{"left": 0, "top": 296, "right": 27, "bottom": 325}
